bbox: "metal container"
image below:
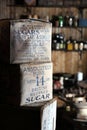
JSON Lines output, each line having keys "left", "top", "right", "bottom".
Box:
{"left": 73, "top": 96, "right": 86, "bottom": 103}
{"left": 75, "top": 102, "right": 87, "bottom": 120}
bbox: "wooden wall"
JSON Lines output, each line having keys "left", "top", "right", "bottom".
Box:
{"left": 52, "top": 51, "right": 87, "bottom": 76}
{"left": 0, "top": 0, "right": 10, "bottom": 19}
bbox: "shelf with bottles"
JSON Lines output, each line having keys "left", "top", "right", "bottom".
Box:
{"left": 52, "top": 33, "right": 87, "bottom": 52}
{"left": 50, "top": 14, "right": 87, "bottom": 28}
{"left": 7, "top": 0, "right": 87, "bottom": 27}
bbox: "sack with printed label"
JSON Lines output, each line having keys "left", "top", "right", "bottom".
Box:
{"left": 20, "top": 62, "right": 53, "bottom": 106}
{"left": 10, "top": 19, "right": 52, "bottom": 64}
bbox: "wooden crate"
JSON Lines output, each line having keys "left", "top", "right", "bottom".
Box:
{"left": 1, "top": 98, "right": 57, "bottom": 130}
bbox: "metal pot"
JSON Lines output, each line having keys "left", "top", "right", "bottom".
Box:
{"left": 58, "top": 96, "right": 87, "bottom": 120}
{"left": 73, "top": 96, "right": 86, "bottom": 103}
{"left": 75, "top": 102, "right": 87, "bottom": 120}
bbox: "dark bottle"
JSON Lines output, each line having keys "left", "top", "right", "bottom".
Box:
{"left": 52, "top": 39, "right": 57, "bottom": 50}
{"left": 59, "top": 34, "right": 64, "bottom": 50}
{"left": 56, "top": 34, "right": 60, "bottom": 50}
{"left": 50, "top": 15, "right": 55, "bottom": 27}
{"left": 51, "top": 15, "right": 59, "bottom": 27}
{"left": 52, "top": 33, "right": 60, "bottom": 50}
{"left": 64, "top": 15, "right": 69, "bottom": 26}
{"left": 52, "top": 33, "right": 57, "bottom": 50}
{"left": 55, "top": 16, "right": 59, "bottom": 27}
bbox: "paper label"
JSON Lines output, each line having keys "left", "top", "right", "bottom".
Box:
{"left": 20, "top": 62, "right": 53, "bottom": 105}
{"left": 10, "top": 19, "right": 52, "bottom": 63}
{"left": 41, "top": 99, "right": 57, "bottom": 130}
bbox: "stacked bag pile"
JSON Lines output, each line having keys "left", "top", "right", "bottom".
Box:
{"left": 10, "top": 19, "right": 53, "bottom": 106}
{"left": 0, "top": 18, "right": 57, "bottom": 130}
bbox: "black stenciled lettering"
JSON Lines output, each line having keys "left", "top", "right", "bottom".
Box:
{"left": 36, "top": 95, "right": 40, "bottom": 100}
{"left": 41, "top": 94, "right": 45, "bottom": 99}
{"left": 22, "top": 64, "right": 51, "bottom": 73}
{"left": 26, "top": 97, "right": 30, "bottom": 102}
{"left": 46, "top": 93, "right": 50, "bottom": 98}
{"left": 25, "top": 93, "right": 50, "bottom": 103}
{"left": 31, "top": 97, "right": 34, "bottom": 102}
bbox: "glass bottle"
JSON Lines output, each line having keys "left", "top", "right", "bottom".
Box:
{"left": 74, "top": 15, "right": 79, "bottom": 27}
{"left": 67, "top": 37, "right": 73, "bottom": 51}
{"left": 59, "top": 34, "right": 64, "bottom": 50}
{"left": 83, "top": 41, "right": 87, "bottom": 50}
{"left": 68, "top": 16, "right": 74, "bottom": 27}
{"left": 52, "top": 33, "right": 57, "bottom": 50}
{"left": 79, "top": 41, "right": 84, "bottom": 51}
{"left": 56, "top": 34, "right": 60, "bottom": 50}
{"left": 59, "top": 16, "right": 64, "bottom": 27}
{"left": 74, "top": 40, "right": 79, "bottom": 51}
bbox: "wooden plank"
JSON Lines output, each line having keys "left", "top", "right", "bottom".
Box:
{"left": 52, "top": 51, "right": 87, "bottom": 75}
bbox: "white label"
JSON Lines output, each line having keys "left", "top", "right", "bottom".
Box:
{"left": 20, "top": 62, "right": 53, "bottom": 106}
{"left": 41, "top": 100, "right": 57, "bottom": 130}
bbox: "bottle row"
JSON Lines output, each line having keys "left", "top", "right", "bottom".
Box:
{"left": 52, "top": 33, "right": 87, "bottom": 51}
{"left": 20, "top": 13, "right": 87, "bottom": 28}
{"left": 50, "top": 15, "right": 79, "bottom": 27}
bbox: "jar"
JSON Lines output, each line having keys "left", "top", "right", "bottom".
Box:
{"left": 67, "top": 41, "right": 72, "bottom": 50}
{"left": 74, "top": 40, "right": 79, "bottom": 51}
{"left": 84, "top": 41, "right": 87, "bottom": 50}
{"left": 77, "top": 72, "right": 83, "bottom": 81}
{"left": 79, "top": 41, "right": 84, "bottom": 51}
{"left": 68, "top": 16, "right": 74, "bottom": 27}
{"left": 67, "top": 38, "right": 73, "bottom": 51}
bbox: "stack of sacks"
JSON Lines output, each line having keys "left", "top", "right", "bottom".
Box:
{"left": 10, "top": 19, "right": 53, "bottom": 106}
